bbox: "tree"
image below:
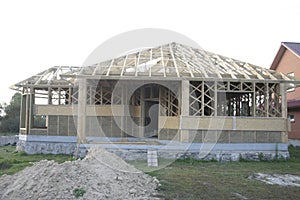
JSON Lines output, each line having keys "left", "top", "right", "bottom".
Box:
{"left": 0, "top": 93, "right": 21, "bottom": 133}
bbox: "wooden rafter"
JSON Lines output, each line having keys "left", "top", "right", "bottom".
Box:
{"left": 160, "top": 46, "right": 166, "bottom": 77}
{"left": 12, "top": 43, "right": 298, "bottom": 93}
{"left": 105, "top": 59, "right": 115, "bottom": 76}
{"left": 182, "top": 45, "right": 209, "bottom": 78}
{"left": 92, "top": 63, "right": 101, "bottom": 76}
{"left": 227, "top": 58, "right": 251, "bottom": 79}
{"left": 243, "top": 63, "right": 264, "bottom": 80}
{"left": 177, "top": 44, "right": 194, "bottom": 78}
{"left": 149, "top": 48, "right": 152, "bottom": 77}
{"left": 120, "top": 54, "right": 128, "bottom": 76}
{"left": 214, "top": 55, "right": 237, "bottom": 79}
{"left": 135, "top": 52, "right": 140, "bottom": 77}
{"left": 169, "top": 43, "right": 180, "bottom": 77}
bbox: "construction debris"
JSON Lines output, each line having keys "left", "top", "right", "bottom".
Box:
{"left": 249, "top": 173, "right": 300, "bottom": 187}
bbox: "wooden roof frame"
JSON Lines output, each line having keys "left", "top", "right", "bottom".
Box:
{"left": 11, "top": 42, "right": 299, "bottom": 91}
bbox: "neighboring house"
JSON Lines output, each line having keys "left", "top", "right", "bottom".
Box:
{"left": 12, "top": 42, "right": 296, "bottom": 159}
{"left": 270, "top": 42, "right": 300, "bottom": 140}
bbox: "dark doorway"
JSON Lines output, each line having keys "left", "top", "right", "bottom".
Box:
{"left": 144, "top": 100, "right": 159, "bottom": 137}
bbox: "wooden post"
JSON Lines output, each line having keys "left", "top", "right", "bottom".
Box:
{"left": 252, "top": 82, "right": 256, "bottom": 117}
{"left": 140, "top": 86, "right": 145, "bottom": 137}
{"left": 214, "top": 81, "right": 218, "bottom": 116}
{"left": 77, "top": 78, "right": 87, "bottom": 143}
{"left": 24, "top": 88, "right": 29, "bottom": 134}
{"left": 48, "top": 87, "right": 52, "bottom": 105}
{"left": 28, "top": 87, "right": 34, "bottom": 132}
{"left": 201, "top": 81, "right": 204, "bottom": 116}
{"left": 280, "top": 83, "right": 288, "bottom": 143}
{"left": 280, "top": 83, "right": 287, "bottom": 118}
{"left": 121, "top": 82, "right": 126, "bottom": 138}
{"left": 181, "top": 80, "right": 190, "bottom": 142}
{"left": 19, "top": 89, "right": 26, "bottom": 131}
{"left": 266, "top": 83, "right": 269, "bottom": 117}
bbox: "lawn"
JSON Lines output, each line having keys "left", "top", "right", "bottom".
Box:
{"left": 0, "top": 146, "right": 72, "bottom": 176}
{"left": 130, "top": 146, "right": 300, "bottom": 200}
{"left": 1, "top": 145, "right": 300, "bottom": 199}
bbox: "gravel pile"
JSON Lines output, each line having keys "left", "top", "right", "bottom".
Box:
{"left": 0, "top": 147, "right": 160, "bottom": 199}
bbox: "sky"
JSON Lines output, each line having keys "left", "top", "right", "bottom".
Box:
{"left": 0, "top": 0, "right": 299, "bottom": 104}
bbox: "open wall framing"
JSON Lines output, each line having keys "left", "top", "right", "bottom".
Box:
{"left": 13, "top": 43, "right": 297, "bottom": 146}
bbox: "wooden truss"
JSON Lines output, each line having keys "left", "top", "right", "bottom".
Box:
{"left": 159, "top": 86, "right": 179, "bottom": 116}
{"left": 72, "top": 42, "right": 294, "bottom": 81}
{"left": 189, "top": 81, "right": 282, "bottom": 117}
{"left": 11, "top": 43, "right": 296, "bottom": 94}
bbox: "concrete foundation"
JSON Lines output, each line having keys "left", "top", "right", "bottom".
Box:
{"left": 289, "top": 139, "right": 300, "bottom": 147}
{"left": 0, "top": 136, "right": 19, "bottom": 146}
{"left": 17, "top": 135, "right": 290, "bottom": 161}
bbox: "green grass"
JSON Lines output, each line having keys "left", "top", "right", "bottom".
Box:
{"left": 1, "top": 145, "right": 300, "bottom": 199}
{"left": 129, "top": 146, "right": 300, "bottom": 200}
{"left": 0, "top": 146, "right": 72, "bottom": 176}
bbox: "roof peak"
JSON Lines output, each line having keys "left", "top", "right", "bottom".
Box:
{"left": 12, "top": 42, "right": 294, "bottom": 90}
{"left": 282, "top": 42, "right": 300, "bottom": 57}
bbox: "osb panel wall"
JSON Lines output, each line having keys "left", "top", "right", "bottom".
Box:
{"left": 47, "top": 116, "right": 77, "bottom": 136}
{"left": 35, "top": 105, "right": 141, "bottom": 117}
{"left": 180, "top": 117, "right": 288, "bottom": 132}
{"left": 85, "top": 116, "right": 140, "bottom": 138}
{"left": 187, "top": 130, "right": 284, "bottom": 143}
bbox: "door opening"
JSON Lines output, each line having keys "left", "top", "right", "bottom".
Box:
{"left": 144, "top": 100, "right": 159, "bottom": 138}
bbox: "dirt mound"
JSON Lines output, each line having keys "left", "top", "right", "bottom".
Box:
{"left": 0, "top": 147, "right": 159, "bottom": 199}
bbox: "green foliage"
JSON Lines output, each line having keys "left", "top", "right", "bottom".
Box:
{"left": 238, "top": 154, "right": 250, "bottom": 162}
{"left": 73, "top": 188, "right": 86, "bottom": 198}
{"left": 258, "top": 152, "right": 264, "bottom": 161}
{"left": 0, "top": 93, "right": 21, "bottom": 133}
{"left": 289, "top": 145, "right": 300, "bottom": 161}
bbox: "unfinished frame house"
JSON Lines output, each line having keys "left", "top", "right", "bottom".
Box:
{"left": 12, "top": 43, "right": 296, "bottom": 159}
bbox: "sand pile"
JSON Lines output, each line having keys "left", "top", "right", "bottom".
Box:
{"left": 0, "top": 147, "right": 160, "bottom": 199}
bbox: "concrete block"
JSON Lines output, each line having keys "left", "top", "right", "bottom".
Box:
{"left": 0, "top": 136, "right": 19, "bottom": 146}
